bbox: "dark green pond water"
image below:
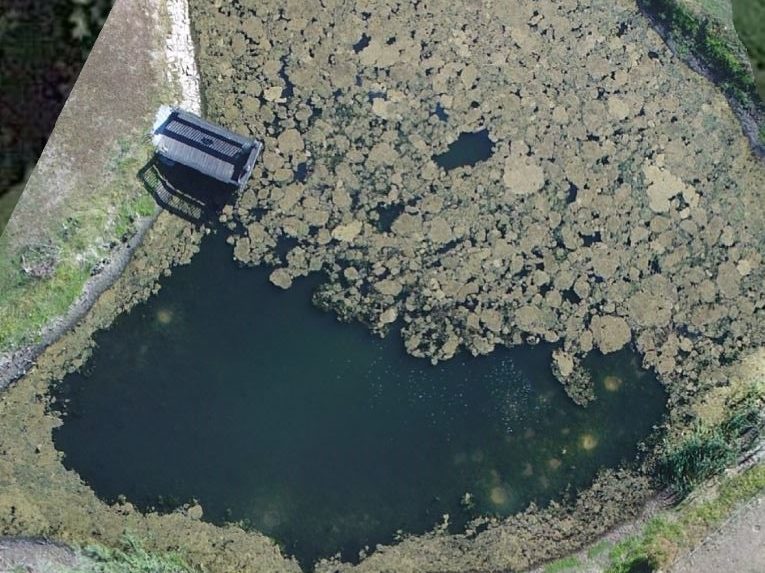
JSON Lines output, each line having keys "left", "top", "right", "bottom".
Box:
{"left": 53, "top": 232, "right": 666, "bottom": 568}
{"left": 432, "top": 129, "right": 494, "bottom": 170}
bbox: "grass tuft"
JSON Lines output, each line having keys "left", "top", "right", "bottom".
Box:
{"left": 544, "top": 555, "right": 582, "bottom": 573}
{"left": 586, "top": 539, "right": 613, "bottom": 559}
{"left": 656, "top": 428, "right": 735, "bottom": 497}
{"left": 657, "top": 387, "right": 763, "bottom": 498}
{"left": 69, "top": 535, "right": 194, "bottom": 573}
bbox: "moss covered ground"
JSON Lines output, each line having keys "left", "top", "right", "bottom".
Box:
{"left": 733, "top": 0, "right": 765, "bottom": 99}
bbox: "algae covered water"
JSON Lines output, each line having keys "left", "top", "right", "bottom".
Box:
{"left": 53, "top": 232, "right": 665, "bottom": 567}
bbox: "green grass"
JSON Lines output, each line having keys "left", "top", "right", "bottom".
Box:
{"left": 733, "top": 0, "right": 765, "bottom": 99}
{"left": 657, "top": 387, "right": 763, "bottom": 497}
{"left": 0, "top": 140, "right": 157, "bottom": 352}
{"left": 587, "top": 539, "right": 613, "bottom": 559}
{"left": 0, "top": 257, "right": 92, "bottom": 349}
{"left": 606, "top": 463, "right": 765, "bottom": 571}
{"left": 71, "top": 535, "right": 194, "bottom": 573}
{"left": 544, "top": 555, "right": 582, "bottom": 573}
{"left": 605, "top": 535, "right": 653, "bottom": 573}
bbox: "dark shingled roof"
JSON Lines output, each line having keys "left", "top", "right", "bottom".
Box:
{"left": 152, "top": 107, "right": 263, "bottom": 188}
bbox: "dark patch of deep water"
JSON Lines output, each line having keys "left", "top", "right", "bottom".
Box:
{"left": 53, "top": 232, "right": 666, "bottom": 568}
{"left": 432, "top": 129, "right": 494, "bottom": 170}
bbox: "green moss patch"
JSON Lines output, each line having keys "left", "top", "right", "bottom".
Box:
{"left": 733, "top": 0, "right": 765, "bottom": 99}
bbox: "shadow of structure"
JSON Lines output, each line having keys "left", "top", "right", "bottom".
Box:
{"left": 138, "top": 155, "right": 238, "bottom": 225}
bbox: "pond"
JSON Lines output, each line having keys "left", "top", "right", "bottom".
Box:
{"left": 53, "top": 232, "right": 666, "bottom": 568}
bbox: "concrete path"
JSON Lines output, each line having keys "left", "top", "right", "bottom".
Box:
{"left": 0, "top": 537, "right": 87, "bottom": 573}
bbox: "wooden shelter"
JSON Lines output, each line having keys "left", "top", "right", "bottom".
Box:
{"left": 151, "top": 106, "right": 262, "bottom": 188}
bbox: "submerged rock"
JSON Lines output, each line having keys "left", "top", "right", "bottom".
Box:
{"left": 186, "top": 503, "right": 204, "bottom": 520}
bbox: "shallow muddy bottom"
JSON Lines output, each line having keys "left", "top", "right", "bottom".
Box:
{"left": 53, "top": 232, "right": 665, "bottom": 567}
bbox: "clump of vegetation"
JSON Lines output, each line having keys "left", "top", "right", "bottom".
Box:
{"left": 657, "top": 387, "right": 763, "bottom": 497}
{"left": 656, "top": 427, "right": 736, "bottom": 497}
{"left": 19, "top": 241, "right": 62, "bottom": 279}
{"left": 544, "top": 555, "right": 582, "bottom": 572}
{"left": 587, "top": 539, "right": 613, "bottom": 559}
{"left": 76, "top": 536, "right": 194, "bottom": 573}
{"left": 605, "top": 534, "right": 655, "bottom": 573}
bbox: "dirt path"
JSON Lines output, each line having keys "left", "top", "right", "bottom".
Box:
{"left": 671, "top": 492, "right": 765, "bottom": 573}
